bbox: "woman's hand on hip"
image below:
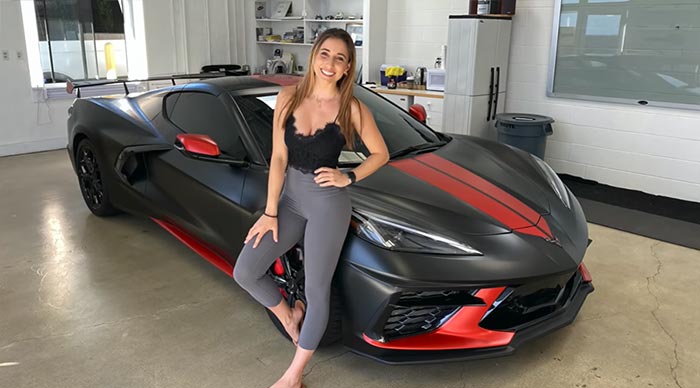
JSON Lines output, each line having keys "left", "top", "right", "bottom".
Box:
{"left": 314, "top": 167, "right": 351, "bottom": 187}
{"left": 245, "top": 214, "right": 278, "bottom": 248}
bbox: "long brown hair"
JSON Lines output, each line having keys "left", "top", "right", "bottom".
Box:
{"left": 282, "top": 28, "right": 359, "bottom": 149}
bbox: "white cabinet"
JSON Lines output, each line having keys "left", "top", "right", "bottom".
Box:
{"left": 443, "top": 94, "right": 505, "bottom": 138}
{"left": 382, "top": 94, "right": 410, "bottom": 111}
{"left": 442, "top": 15, "right": 512, "bottom": 139}
{"left": 415, "top": 96, "right": 444, "bottom": 132}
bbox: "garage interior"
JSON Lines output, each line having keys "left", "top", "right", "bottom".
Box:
{"left": 2, "top": 1, "right": 700, "bottom": 388}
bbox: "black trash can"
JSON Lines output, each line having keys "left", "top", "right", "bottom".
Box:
{"left": 494, "top": 113, "right": 554, "bottom": 159}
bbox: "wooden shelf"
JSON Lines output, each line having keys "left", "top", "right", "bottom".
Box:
{"left": 256, "top": 17, "right": 304, "bottom": 22}
{"left": 257, "top": 41, "right": 312, "bottom": 46}
{"left": 256, "top": 18, "right": 363, "bottom": 24}
{"left": 304, "top": 19, "right": 363, "bottom": 23}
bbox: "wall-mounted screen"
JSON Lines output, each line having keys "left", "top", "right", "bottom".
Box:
{"left": 548, "top": 0, "right": 700, "bottom": 110}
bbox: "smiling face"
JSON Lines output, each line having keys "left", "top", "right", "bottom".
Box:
{"left": 312, "top": 37, "right": 352, "bottom": 84}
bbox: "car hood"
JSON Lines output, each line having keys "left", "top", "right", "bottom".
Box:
{"left": 344, "top": 135, "right": 589, "bottom": 283}
{"left": 348, "top": 135, "right": 557, "bottom": 241}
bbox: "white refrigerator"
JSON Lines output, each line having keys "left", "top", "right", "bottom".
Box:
{"left": 442, "top": 15, "right": 512, "bottom": 140}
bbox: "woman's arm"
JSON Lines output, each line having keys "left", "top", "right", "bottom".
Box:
{"left": 314, "top": 99, "right": 389, "bottom": 187}
{"left": 346, "top": 99, "right": 389, "bottom": 183}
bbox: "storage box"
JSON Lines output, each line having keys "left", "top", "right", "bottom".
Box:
{"left": 379, "top": 64, "right": 408, "bottom": 86}
{"left": 255, "top": 2, "right": 266, "bottom": 18}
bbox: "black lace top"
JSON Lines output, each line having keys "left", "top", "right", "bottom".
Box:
{"left": 284, "top": 114, "right": 346, "bottom": 174}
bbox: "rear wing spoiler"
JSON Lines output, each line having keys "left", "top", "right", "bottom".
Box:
{"left": 66, "top": 73, "right": 229, "bottom": 98}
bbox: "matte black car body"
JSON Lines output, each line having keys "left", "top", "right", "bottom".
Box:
{"left": 67, "top": 75, "right": 593, "bottom": 364}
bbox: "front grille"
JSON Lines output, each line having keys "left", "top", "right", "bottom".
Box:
{"left": 480, "top": 271, "right": 582, "bottom": 331}
{"left": 382, "top": 290, "right": 482, "bottom": 340}
{"left": 384, "top": 306, "right": 459, "bottom": 340}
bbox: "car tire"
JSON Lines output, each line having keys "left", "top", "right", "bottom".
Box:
{"left": 76, "top": 138, "right": 121, "bottom": 217}
{"left": 265, "top": 246, "right": 343, "bottom": 347}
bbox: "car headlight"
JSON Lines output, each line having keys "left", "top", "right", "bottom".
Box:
{"left": 532, "top": 156, "right": 571, "bottom": 209}
{"left": 351, "top": 209, "right": 482, "bottom": 255}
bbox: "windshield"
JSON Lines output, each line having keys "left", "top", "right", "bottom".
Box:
{"left": 234, "top": 85, "right": 445, "bottom": 164}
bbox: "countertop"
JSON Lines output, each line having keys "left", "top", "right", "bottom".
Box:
{"left": 363, "top": 85, "right": 444, "bottom": 99}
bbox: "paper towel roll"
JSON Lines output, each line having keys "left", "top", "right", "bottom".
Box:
{"left": 440, "top": 45, "right": 447, "bottom": 69}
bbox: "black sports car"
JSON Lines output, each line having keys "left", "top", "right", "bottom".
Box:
{"left": 67, "top": 74, "right": 593, "bottom": 364}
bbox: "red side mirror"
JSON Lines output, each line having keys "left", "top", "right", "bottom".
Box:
{"left": 409, "top": 104, "right": 427, "bottom": 124}
{"left": 175, "top": 134, "right": 220, "bottom": 157}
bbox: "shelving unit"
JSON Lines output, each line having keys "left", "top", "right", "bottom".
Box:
{"left": 253, "top": 0, "right": 380, "bottom": 78}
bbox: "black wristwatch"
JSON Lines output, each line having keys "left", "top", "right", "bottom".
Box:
{"left": 346, "top": 171, "right": 356, "bottom": 185}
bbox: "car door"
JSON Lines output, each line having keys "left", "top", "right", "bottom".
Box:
{"left": 146, "top": 90, "right": 255, "bottom": 261}
{"left": 231, "top": 93, "right": 276, "bottom": 216}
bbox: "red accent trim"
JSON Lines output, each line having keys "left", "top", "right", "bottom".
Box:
{"left": 418, "top": 153, "right": 555, "bottom": 240}
{"left": 534, "top": 216, "right": 554, "bottom": 239}
{"left": 391, "top": 158, "right": 530, "bottom": 229}
{"left": 251, "top": 74, "right": 302, "bottom": 86}
{"left": 579, "top": 263, "right": 592, "bottom": 283}
{"left": 419, "top": 154, "right": 542, "bottom": 225}
{"left": 151, "top": 218, "right": 233, "bottom": 276}
{"left": 176, "top": 134, "right": 220, "bottom": 157}
{"left": 409, "top": 104, "right": 427, "bottom": 123}
{"left": 391, "top": 157, "right": 551, "bottom": 240}
{"left": 363, "top": 287, "right": 514, "bottom": 350}
{"left": 273, "top": 258, "right": 284, "bottom": 276}
{"left": 391, "top": 153, "right": 556, "bottom": 241}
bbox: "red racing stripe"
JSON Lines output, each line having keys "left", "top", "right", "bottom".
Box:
{"left": 415, "top": 154, "right": 555, "bottom": 240}
{"left": 391, "top": 157, "right": 554, "bottom": 240}
{"left": 392, "top": 159, "right": 534, "bottom": 230}
{"left": 418, "top": 154, "right": 540, "bottom": 224}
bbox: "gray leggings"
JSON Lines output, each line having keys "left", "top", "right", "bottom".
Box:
{"left": 233, "top": 167, "right": 352, "bottom": 350}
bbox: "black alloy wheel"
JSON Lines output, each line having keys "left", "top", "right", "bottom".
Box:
{"left": 265, "top": 245, "right": 343, "bottom": 347}
{"left": 268, "top": 245, "right": 307, "bottom": 307}
{"left": 76, "top": 139, "right": 120, "bottom": 217}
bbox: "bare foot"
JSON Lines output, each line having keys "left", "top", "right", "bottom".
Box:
{"left": 268, "top": 374, "right": 303, "bottom": 388}
{"left": 282, "top": 300, "right": 305, "bottom": 345}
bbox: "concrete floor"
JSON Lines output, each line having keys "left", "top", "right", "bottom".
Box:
{"left": 1, "top": 150, "right": 699, "bottom": 388}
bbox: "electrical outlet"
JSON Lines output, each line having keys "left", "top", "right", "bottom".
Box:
{"left": 2, "top": 50, "right": 9, "bottom": 61}
{"left": 17, "top": 51, "right": 23, "bottom": 60}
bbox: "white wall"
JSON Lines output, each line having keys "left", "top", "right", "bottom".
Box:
{"left": 384, "top": 0, "right": 469, "bottom": 74}
{"left": 507, "top": 0, "right": 700, "bottom": 202}
{"left": 142, "top": 0, "right": 256, "bottom": 76}
{"left": 0, "top": 1, "right": 72, "bottom": 157}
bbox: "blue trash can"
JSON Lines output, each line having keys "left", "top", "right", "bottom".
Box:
{"left": 494, "top": 113, "right": 554, "bottom": 159}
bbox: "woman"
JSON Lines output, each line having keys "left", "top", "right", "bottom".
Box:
{"left": 233, "top": 28, "right": 389, "bottom": 388}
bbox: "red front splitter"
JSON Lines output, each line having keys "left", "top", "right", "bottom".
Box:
{"left": 363, "top": 287, "right": 515, "bottom": 351}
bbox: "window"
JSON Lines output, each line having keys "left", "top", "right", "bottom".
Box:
{"left": 549, "top": 0, "right": 700, "bottom": 109}
{"left": 165, "top": 92, "right": 248, "bottom": 160}
{"left": 34, "top": 0, "right": 127, "bottom": 83}
{"left": 234, "top": 94, "right": 276, "bottom": 160}
{"left": 354, "top": 86, "right": 441, "bottom": 155}
{"left": 234, "top": 87, "right": 443, "bottom": 163}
